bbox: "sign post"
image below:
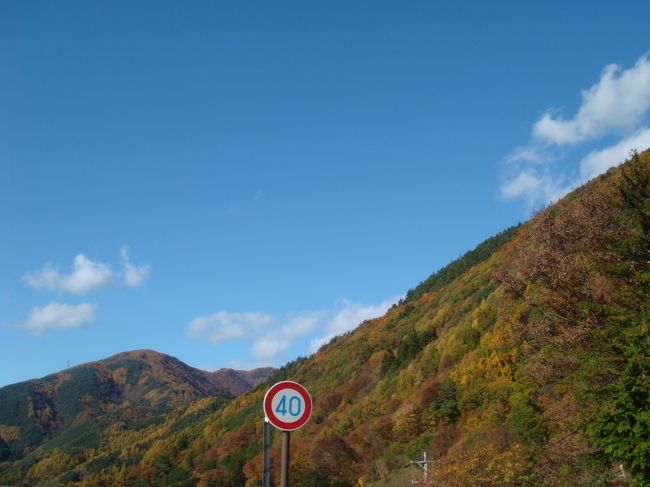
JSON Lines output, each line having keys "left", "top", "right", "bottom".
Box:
{"left": 281, "top": 430, "right": 290, "bottom": 487}
{"left": 263, "top": 418, "right": 271, "bottom": 487}
{"left": 263, "top": 381, "right": 313, "bottom": 487}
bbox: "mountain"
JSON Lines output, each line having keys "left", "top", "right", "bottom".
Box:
{"left": 206, "top": 367, "right": 276, "bottom": 397}
{"left": 1, "top": 151, "right": 648, "bottom": 486}
{"left": 0, "top": 350, "right": 273, "bottom": 465}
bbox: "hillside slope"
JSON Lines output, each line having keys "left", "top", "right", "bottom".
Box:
{"left": 205, "top": 367, "right": 276, "bottom": 397}
{"left": 0, "top": 350, "right": 273, "bottom": 464}
{"left": 1, "top": 151, "right": 648, "bottom": 486}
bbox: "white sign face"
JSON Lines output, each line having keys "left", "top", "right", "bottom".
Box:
{"left": 263, "top": 381, "right": 312, "bottom": 431}
{"left": 271, "top": 388, "right": 305, "bottom": 420}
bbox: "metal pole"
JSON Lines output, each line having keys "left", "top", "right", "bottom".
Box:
{"left": 423, "top": 451, "right": 428, "bottom": 485}
{"left": 280, "top": 431, "right": 290, "bottom": 487}
{"left": 263, "top": 419, "right": 271, "bottom": 487}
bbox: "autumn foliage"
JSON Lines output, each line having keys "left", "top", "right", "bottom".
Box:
{"left": 1, "top": 151, "right": 649, "bottom": 486}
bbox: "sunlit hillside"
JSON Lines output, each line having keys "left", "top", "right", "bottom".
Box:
{"left": 1, "top": 151, "right": 648, "bottom": 486}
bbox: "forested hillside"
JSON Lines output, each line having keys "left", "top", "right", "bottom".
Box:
{"left": 0, "top": 349, "right": 273, "bottom": 484}
{"left": 1, "top": 151, "right": 648, "bottom": 486}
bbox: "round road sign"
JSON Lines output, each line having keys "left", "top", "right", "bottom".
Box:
{"left": 263, "top": 381, "right": 312, "bottom": 431}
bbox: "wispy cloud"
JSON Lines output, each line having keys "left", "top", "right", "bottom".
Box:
{"left": 120, "top": 246, "right": 150, "bottom": 287}
{"left": 309, "top": 297, "right": 398, "bottom": 352}
{"left": 23, "top": 247, "right": 150, "bottom": 294}
{"left": 24, "top": 254, "right": 113, "bottom": 294}
{"left": 505, "top": 146, "right": 554, "bottom": 164}
{"left": 501, "top": 53, "right": 650, "bottom": 206}
{"left": 533, "top": 55, "right": 650, "bottom": 145}
{"left": 187, "top": 310, "right": 317, "bottom": 360}
{"left": 579, "top": 128, "right": 650, "bottom": 181}
{"left": 252, "top": 313, "right": 321, "bottom": 359}
{"left": 499, "top": 169, "right": 569, "bottom": 208}
{"left": 186, "top": 296, "right": 399, "bottom": 362}
{"left": 24, "top": 302, "right": 96, "bottom": 334}
{"left": 187, "top": 311, "right": 273, "bottom": 344}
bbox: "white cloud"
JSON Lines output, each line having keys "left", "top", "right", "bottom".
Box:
{"left": 188, "top": 310, "right": 319, "bottom": 359}
{"left": 309, "top": 297, "right": 398, "bottom": 352}
{"left": 120, "top": 246, "right": 150, "bottom": 287}
{"left": 251, "top": 313, "right": 321, "bottom": 359}
{"left": 506, "top": 146, "right": 553, "bottom": 164}
{"left": 534, "top": 54, "right": 650, "bottom": 145}
{"left": 187, "top": 311, "right": 273, "bottom": 344}
{"left": 187, "top": 297, "right": 398, "bottom": 362}
{"left": 24, "top": 254, "right": 113, "bottom": 294}
{"left": 284, "top": 314, "right": 322, "bottom": 338}
{"left": 501, "top": 53, "right": 650, "bottom": 207}
{"left": 579, "top": 127, "right": 650, "bottom": 181}
{"left": 24, "top": 302, "right": 96, "bottom": 334}
{"left": 499, "top": 169, "right": 568, "bottom": 206}
{"left": 23, "top": 247, "right": 150, "bottom": 294}
{"left": 251, "top": 337, "right": 290, "bottom": 359}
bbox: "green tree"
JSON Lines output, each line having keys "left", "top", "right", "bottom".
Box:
{"left": 590, "top": 329, "right": 650, "bottom": 485}
{"left": 438, "top": 377, "right": 459, "bottom": 423}
{"left": 590, "top": 151, "right": 650, "bottom": 485}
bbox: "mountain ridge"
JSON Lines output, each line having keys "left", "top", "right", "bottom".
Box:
{"left": 0, "top": 349, "right": 274, "bottom": 463}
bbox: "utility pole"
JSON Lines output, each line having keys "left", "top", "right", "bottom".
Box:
{"left": 411, "top": 451, "right": 434, "bottom": 485}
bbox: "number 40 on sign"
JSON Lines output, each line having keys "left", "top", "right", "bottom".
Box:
{"left": 263, "top": 381, "right": 312, "bottom": 431}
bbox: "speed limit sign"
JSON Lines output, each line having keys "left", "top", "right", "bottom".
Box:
{"left": 263, "top": 381, "right": 312, "bottom": 431}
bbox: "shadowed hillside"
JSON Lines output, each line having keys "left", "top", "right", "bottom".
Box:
{"left": 1, "top": 151, "right": 648, "bottom": 486}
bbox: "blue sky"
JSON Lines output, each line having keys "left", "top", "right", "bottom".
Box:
{"left": 2, "top": 1, "right": 650, "bottom": 386}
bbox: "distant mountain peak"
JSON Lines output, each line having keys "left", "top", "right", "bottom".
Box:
{"left": 0, "top": 349, "right": 275, "bottom": 460}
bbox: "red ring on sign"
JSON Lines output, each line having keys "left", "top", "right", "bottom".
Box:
{"left": 263, "top": 381, "right": 312, "bottom": 431}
